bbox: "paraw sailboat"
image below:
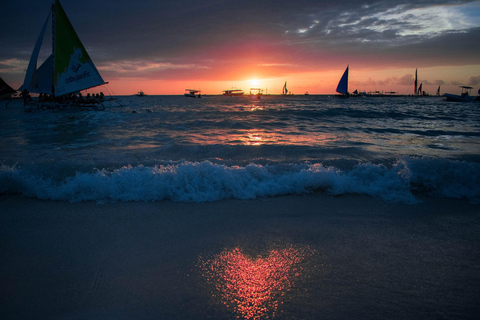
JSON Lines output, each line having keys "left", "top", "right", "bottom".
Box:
{"left": 19, "top": 0, "right": 107, "bottom": 108}
{"left": 336, "top": 65, "right": 349, "bottom": 97}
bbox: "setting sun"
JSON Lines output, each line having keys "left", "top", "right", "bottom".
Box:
{"left": 250, "top": 79, "right": 260, "bottom": 87}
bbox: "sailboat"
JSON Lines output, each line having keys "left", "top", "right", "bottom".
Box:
{"left": 0, "top": 77, "right": 17, "bottom": 100}
{"left": 418, "top": 83, "right": 423, "bottom": 96}
{"left": 19, "top": 0, "right": 107, "bottom": 108}
{"left": 282, "top": 81, "right": 288, "bottom": 95}
{"left": 336, "top": 65, "right": 349, "bottom": 97}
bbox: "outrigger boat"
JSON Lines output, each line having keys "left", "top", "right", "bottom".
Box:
{"left": 249, "top": 88, "right": 263, "bottom": 100}
{"left": 222, "top": 89, "right": 244, "bottom": 96}
{"left": 444, "top": 86, "right": 480, "bottom": 102}
{"left": 19, "top": 0, "right": 107, "bottom": 110}
{"left": 184, "top": 89, "right": 202, "bottom": 98}
{"left": 135, "top": 91, "right": 147, "bottom": 97}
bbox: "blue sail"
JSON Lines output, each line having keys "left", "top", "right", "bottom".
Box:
{"left": 336, "top": 65, "right": 349, "bottom": 95}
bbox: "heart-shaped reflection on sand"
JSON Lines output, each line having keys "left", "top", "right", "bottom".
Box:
{"left": 200, "top": 246, "right": 313, "bottom": 319}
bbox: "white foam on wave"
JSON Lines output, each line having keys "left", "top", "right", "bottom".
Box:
{"left": 1, "top": 157, "right": 479, "bottom": 203}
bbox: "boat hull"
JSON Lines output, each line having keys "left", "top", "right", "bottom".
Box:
{"left": 24, "top": 99, "right": 105, "bottom": 111}
{"left": 444, "top": 93, "right": 478, "bottom": 102}
{"left": 223, "top": 93, "right": 244, "bottom": 96}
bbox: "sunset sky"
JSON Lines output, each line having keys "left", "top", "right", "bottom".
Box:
{"left": 1, "top": 0, "right": 479, "bottom": 95}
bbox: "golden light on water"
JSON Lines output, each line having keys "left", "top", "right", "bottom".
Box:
{"left": 246, "top": 132, "right": 263, "bottom": 146}
{"left": 199, "top": 246, "right": 314, "bottom": 319}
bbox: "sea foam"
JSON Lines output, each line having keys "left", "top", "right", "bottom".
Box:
{"left": 1, "top": 157, "right": 479, "bottom": 204}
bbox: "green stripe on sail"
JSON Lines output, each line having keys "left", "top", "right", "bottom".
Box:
{"left": 54, "top": 0, "right": 91, "bottom": 87}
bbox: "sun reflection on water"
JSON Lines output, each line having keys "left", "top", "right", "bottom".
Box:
{"left": 248, "top": 105, "right": 263, "bottom": 112}
{"left": 199, "top": 246, "right": 314, "bottom": 319}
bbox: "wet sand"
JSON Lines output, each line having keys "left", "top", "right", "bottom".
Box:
{"left": 1, "top": 194, "right": 479, "bottom": 319}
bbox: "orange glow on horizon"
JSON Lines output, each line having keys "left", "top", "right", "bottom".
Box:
{"left": 200, "top": 246, "right": 314, "bottom": 319}
{"left": 92, "top": 64, "right": 480, "bottom": 96}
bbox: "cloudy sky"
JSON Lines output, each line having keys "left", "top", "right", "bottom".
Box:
{"left": 1, "top": 0, "right": 479, "bottom": 94}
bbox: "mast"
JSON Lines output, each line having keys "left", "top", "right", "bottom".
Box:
{"left": 346, "top": 65, "right": 349, "bottom": 94}
{"left": 52, "top": 0, "right": 56, "bottom": 97}
{"left": 414, "top": 68, "right": 417, "bottom": 96}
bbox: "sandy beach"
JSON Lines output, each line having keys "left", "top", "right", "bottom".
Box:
{"left": 1, "top": 194, "right": 479, "bottom": 319}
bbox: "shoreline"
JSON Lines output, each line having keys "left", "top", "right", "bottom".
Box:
{"left": 1, "top": 194, "right": 479, "bottom": 319}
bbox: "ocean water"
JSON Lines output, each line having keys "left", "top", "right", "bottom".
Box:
{"left": 1, "top": 94, "right": 479, "bottom": 203}
{"left": 2, "top": 95, "right": 480, "bottom": 320}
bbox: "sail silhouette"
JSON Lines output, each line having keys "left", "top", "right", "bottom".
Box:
{"left": 336, "top": 65, "right": 349, "bottom": 96}
{"left": 282, "top": 81, "right": 288, "bottom": 95}
{"left": 19, "top": 0, "right": 106, "bottom": 97}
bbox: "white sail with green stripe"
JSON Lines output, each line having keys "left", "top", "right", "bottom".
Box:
{"left": 20, "top": 0, "right": 106, "bottom": 96}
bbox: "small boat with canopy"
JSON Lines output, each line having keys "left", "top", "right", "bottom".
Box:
{"left": 444, "top": 86, "right": 480, "bottom": 102}
{"left": 184, "top": 89, "right": 202, "bottom": 98}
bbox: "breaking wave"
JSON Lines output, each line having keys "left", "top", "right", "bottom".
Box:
{"left": 1, "top": 157, "right": 479, "bottom": 204}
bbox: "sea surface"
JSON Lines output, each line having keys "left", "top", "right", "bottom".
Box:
{"left": 1, "top": 94, "right": 479, "bottom": 203}
{"left": 1, "top": 94, "right": 480, "bottom": 320}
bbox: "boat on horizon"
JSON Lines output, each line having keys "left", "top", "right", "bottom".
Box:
{"left": 362, "top": 90, "right": 403, "bottom": 97}
{"left": 249, "top": 88, "right": 263, "bottom": 100}
{"left": 336, "top": 65, "right": 350, "bottom": 97}
{"left": 414, "top": 68, "right": 418, "bottom": 96}
{"left": 444, "top": 86, "right": 480, "bottom": 102}
{"left": 282, "top": 81, "right": 288, "bottom": 95}
{"left": 19, "top": 0, "right": 107, "bottom": 110}
{"left": 184, "top": 89, "right": 202, "bottom": 98}
{"left": 222, "top": 89, "right": 244, "bottom": 96}
{"left": 135, "top": 90, "right": 147, "bottom": 97}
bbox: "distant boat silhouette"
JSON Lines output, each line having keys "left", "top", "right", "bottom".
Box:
{"left": 184, "top": 89, "right": 202, "bottom": 98}
{"left": 414, "top": 68, "right": 418, "bottom": 96}
{"left": 249, "top": 88, "right": 263, "bottom": 100}
{"left": 336, "top": 65, "right": 349, "bottom": 97}
{"left": 418, "top": 83, "right": 423, "bottom": 96}
{"left": 444, "top": 86, "right": 480, "bottom": 102}
{"left": 222, "top": 89, "right": 244, "bottom": 96}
